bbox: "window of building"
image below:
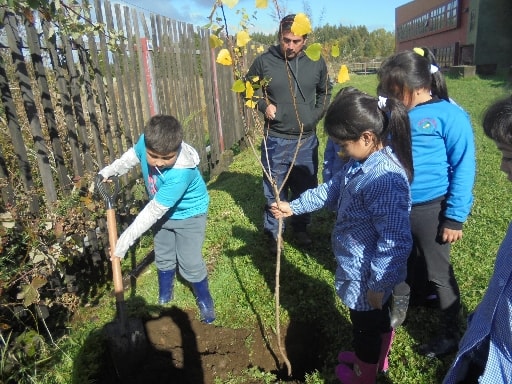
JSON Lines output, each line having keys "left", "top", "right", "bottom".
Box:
{"left": 397, "top": 0, "right": 459, "bottom": 42}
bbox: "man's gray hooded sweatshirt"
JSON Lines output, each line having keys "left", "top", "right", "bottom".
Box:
{"left": 247, "top": 44, "right": 332, "bottom": 139}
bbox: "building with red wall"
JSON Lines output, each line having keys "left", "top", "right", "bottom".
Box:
{"left": 396, "top": 0, "right": 512, "bottom": 74}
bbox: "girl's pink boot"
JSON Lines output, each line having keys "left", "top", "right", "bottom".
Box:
{"left": 335, "top": 356, "right": 378, "bottom": 384}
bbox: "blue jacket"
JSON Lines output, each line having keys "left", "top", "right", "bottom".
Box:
{"left": 409, "top": 99, "right": 475, "bottom": 227}
{"left": 134, "top": 136, "right": 209, "bottom": 220}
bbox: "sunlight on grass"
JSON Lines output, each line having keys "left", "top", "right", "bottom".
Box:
{"left": 56, "top": 73, "right": 512, "bottom": 384}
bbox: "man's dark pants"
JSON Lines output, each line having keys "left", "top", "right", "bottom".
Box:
{"left": 261, "top": 135, "right": 318, "bottom": 239}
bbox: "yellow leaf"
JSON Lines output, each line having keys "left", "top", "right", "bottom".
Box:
{"left": 413, "top": 47, "right": 424, "bottom": 56}
{"left": 291, "top": 13, "right": 312, "bottom": 36}
{"left": 216, "top": 49, "right": 233, "bottom": 66}
{"left": 236, "top": 30, "right": 251, "bottom": 47}
{"left": 209, "top": 34, "right": 223, "bottom": 49}
{"left": 245, "top": 99, "right": 257, "bottom": 108}
{"left": 245, "top": 81, "right": 254, "bottom": 98}
{"left": 250, "top": 75, "right": 260, "bottom": 83}
{"left": 222, "top": 0, "right": 239, "bottom": 8}
{"left": 304, "top": 43, "right": 322, "bottom": 61}
{"left": 231, "top": 79, "right": 246, "bottom": 93}
{"left": 331, "top": 43, "right": 340, "bottom": 58}
{"left": 255, "top": 0, "right": 268, "bottom": 8}
{"left": 337, "top": 64, "right": 350, "bottom": 83}
{"left": 257, "top": 45, "right": 265, "bottom": 53}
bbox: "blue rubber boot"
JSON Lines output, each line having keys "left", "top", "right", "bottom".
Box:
{"left": 157, "top": 269, "right": 176, "bottom": 305}
{"left": 192, "top": 277, "right": 216, "bottom": 324}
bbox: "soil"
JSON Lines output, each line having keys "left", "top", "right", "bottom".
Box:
{"left": 94, "top": 306, "right": 325, "bottom": 384}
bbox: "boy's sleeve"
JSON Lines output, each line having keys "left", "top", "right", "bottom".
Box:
{"left": 113, "top": 199, "right": 168, "bottom": 258}
{"left": 99, "top": 147, "right": 139, "bottom": 179}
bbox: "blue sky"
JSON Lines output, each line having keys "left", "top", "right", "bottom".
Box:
{"left": 111, "top": 0, "right": 411, "bottom": 33}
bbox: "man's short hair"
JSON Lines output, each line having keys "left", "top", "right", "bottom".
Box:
{"left": 279, "top": 14, "right": 308, "bottom": 39}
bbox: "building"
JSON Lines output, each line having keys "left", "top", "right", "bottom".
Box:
{"left": 395, "top": 0, "right": 512, "bottom": 74}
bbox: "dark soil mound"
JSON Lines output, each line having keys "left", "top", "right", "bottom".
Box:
{"left": 93, "top": 306, "right": 327, "bottom": 384}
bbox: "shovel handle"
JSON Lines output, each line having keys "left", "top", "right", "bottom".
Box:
{"left": 96, "top": 174, "right": 124, "bottom": 301}
{"left": 106, "top": 209, "right": 124, "bottom": 301}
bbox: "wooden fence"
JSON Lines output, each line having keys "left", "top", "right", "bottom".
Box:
{"left": 0, "top": 1, "right": 253, "bottom": 220}
{"left": 348, "top": 61, "right": 382, "bottom": 74}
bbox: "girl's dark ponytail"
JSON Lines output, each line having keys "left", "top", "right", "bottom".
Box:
{"left": 414, "top": 47, "right": 449, "bottom": 102}
{"left": 380, "top": 97, "right": 414, "bottom": 182}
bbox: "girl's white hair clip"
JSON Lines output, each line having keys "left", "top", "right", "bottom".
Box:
{"left": 378, "top": 96, "right": 387, "bottom": 110}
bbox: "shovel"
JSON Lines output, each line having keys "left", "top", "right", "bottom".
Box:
{"left": 95, "top": 174, "right": 148, "bottom": 377}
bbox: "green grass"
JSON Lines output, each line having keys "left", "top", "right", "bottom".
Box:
{"left": 44, "top": 73, "right": 511, "bottom": 384}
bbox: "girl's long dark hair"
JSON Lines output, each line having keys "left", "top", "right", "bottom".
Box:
{"left": 377, "top": 48, "right": 449, "bottom": 102}
{"left": 324, "top": 86, "right": 414, "bottom": 181}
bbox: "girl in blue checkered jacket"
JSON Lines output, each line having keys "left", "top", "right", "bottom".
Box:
{"left": 271, "top": 86, "right": 413, "bottom": 384}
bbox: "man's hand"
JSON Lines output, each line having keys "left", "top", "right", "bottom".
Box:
{"left": 367, "top": 290, "right": 384, "bottom": 309}
{"left": 265, "top": 104, "right": 277, "bottom": 120}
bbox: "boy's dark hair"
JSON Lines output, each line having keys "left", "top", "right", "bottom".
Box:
{"left": 483, "top": 95, "right": 512, "bottom": 144}
{"left": 278, "top": 14, "right": 308, "bottom": 39}
{"left": 378, "top": 49, "right": 449, "bottom": 103}
{"left": 324, "top": 86, "right": 414, "bottom": 181}
{"left": 144, "top": 115, "right": 183, "bottom": 154}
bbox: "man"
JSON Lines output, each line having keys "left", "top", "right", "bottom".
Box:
{"left": 246, "top": 14, "right": 332, "bottom": 250}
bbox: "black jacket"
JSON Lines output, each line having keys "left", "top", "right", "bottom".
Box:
{"left": 247, "top": 44, "right": 332, "bottom": 139}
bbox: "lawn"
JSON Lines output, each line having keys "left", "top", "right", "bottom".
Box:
{"left": 42, "top": 73, "right": 511, "bottom": 384}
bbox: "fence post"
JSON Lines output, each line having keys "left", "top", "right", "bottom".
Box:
{"left": 210, "top": 47, "right": 225, "bottom": 152}
{"left": 140, "top": 37, "right": 159, "bottom": 116}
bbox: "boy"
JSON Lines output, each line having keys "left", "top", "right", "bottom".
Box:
{"left": 98, "top": 115, "right": 215, "bottom": 323}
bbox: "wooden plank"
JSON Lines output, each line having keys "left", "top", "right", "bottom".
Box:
{"left": 140, "top": 13, "right": 158, "bottom": 115}
{"left": 3, "top": 11, "right": 56, "bottom": 205}
{"left": 76, "top": 41, "right": 105, "bottom": 170}
{"left": 42, "top": 19, "right": 84, "bottom": 179}
{"left": 0, "top": 143, "right": 15, "bottom": 207}
{"left": 132, "top": 8, "right": 150, "bottom": 121}
{"left": 197, "top": 27, "right": 219, "bottom": 170}
{"left": 25, "top": 16, "right": 69, "bottom": 192}
{"left": 123, "top": 5, "right": 144, "bottom": 137}
{"left": 62, "top": 27, "right": 95, "bottom": 174}
{"left": 152, "top": 15, "right": 169, "bottom": 115}
{"left": 185, "top": 23, "right": 206, "bottom": 160}
{"left": 169, "top": 20, "right": 186, "bottom": 122}
{"left": 0, "top": 55, "right": 23, "bottom": 208}
{"left": 164, "top": 17, "right": 180, "bottom": 117}
{"left": 85, "top": 2, "right": 115, "bottom": 167}
{"left": 94, "top": 0, "right": 124, "bottom": 162}
{"left": 107, "top": 2, "right": 134, "bottom": 148}
{"left": 117, "top": 4, "right": 140, "bottom": 140}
